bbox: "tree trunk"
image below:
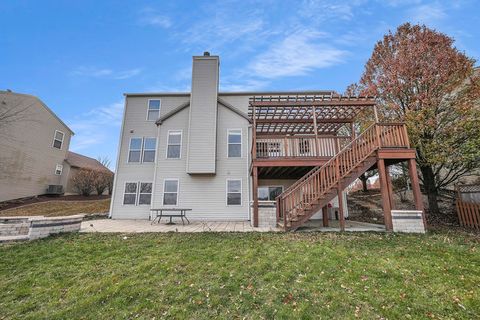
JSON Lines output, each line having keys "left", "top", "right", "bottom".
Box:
{"left": 419, "top": 164, "right": 440, "bottom": 214}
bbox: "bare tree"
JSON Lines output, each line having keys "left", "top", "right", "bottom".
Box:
{"left": 97, "top": 156, "right": 112, "bottom": 169}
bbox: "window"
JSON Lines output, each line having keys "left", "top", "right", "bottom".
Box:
{"left": 138, "top": 183, "right": 153, "bottom": 205}
{"left": 128, "top": 138, "right": 142, "bottom": 163}
{"left": 166, "top": 131, "right": 182, "bottom": 159}
{"left": 143, "top": 138, "right": 157, "bottom": 162}
{"left": 52, "top": 130, "right": 64, "bottom": 149}
{"left": 54, "top": 164, "right": 63, "bottom": 175}
{"left": 227, "top": 179, "right": 242, "bottom": 206}
{"left": 123, "top": 182, "right": 152, "bottom": 205}
{"left": 123, "top": 182, "right": 137, "bottom": 205}
{"left": 228, "top": 129, "right": 242, "bottom": 158}
{"left": 163, "top": 179, "right": 179, "bottom": 205}
{"left": 147, "top": 99, "right": 161, "bottom": 121}
{"left": 258, "top": 186, "right": 283, "bottom": 201}
{"left": 128, "top": 137, "right": 156, "bottom": 163}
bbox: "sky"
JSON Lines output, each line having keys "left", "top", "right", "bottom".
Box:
{"left": 1, "top": 0, "right": 479, "bottom": 170}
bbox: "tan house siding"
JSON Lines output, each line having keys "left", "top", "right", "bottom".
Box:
{"left": 0, "top": 92, "right": 72, "bottom": 201}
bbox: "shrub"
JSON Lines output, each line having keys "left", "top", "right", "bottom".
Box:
{"left": 72, "top": 169, "right": 97, "bottom": 196}
{"left": 93, "top": 170, "right": 114, "bottom": 195}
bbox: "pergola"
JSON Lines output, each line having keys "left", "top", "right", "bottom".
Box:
{"left": 248, "top": 94, "right": 376, "bottom": 136}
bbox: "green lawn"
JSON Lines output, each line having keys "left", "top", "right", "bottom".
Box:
{"left": 1, "top": 232, "right": 479, "bottom": 319}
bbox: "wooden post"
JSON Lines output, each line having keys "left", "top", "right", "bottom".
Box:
{"left": 312, "top": 106, "right": 319, "bottom": 156}
{"left": 337, "top": 188, "right": 345, "bottom": 231}
{"left": 252, "top": 104, "right": 257, "bottom": 159}
{"left": 322, "top": 205, "right": 329, "bottom": 227}
{"left": 253, "top": 166, "right": 259, "bottom": 227}
{"left": 408, "top": 159, "right": 426, "bottom": 227}
{"left": 377, "top": 159, "right": 393, "bottom": 231}
{"left": 385, "top": 166, "right": 396, "bottom": 210}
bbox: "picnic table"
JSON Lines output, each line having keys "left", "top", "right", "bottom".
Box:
{"left": 150, "top": 208, "right": 191, "bottom": 225}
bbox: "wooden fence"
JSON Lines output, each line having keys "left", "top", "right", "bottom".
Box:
{"left": 456, "top": 184, "right": 480, "bottom": 229}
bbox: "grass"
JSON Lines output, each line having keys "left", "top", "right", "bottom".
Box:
{"left": 0, "top": 199, "right": 110, "bottom": 217}
{"left": 0, "top": 232, "right": 479, "bottom": 319}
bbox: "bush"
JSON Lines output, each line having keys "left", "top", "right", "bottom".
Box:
{"left": 72, "top": 169, "right": 97, "bottom": 196}
{"left": 93, "top": 170, "right": 114, "bottom": 196}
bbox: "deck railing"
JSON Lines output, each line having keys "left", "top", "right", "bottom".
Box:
{"left": 277, "top": 123, "right": 410, "bottom": 227}
{"left": 255, "top": 136, "right": 350, "bottom": 159}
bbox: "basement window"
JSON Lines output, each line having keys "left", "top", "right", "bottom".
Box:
{"left": 258, "top": 186, "right": 283, "bottom": 201}
{"left": 123, "top": 182, "right": 138, "bottom": 205}
{"left": 227, "top": 179, "right": 242, "bottom": 206}
{"left": 163, "top": 179, "right": 179, "bottom": 206}
{"left": 138, "top": 182, "right": 153, "bottom": 205}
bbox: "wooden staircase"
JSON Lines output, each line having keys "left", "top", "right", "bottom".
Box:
{"left": 276, "top": 123, "right": 410, "bottom": 231}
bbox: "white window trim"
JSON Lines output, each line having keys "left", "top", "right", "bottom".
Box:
{"left": 227, "top": 128, "right": 242, "bottom": 158}
{"left": 143, "top": 137, "right": 157, "bottom": 163}
{"left": 122, "top": 182, "right": 138, "bottom": 206}
{"left": 127, "top": 137, "right": 142, "bottom": 164}
{"left": 52, "top": 130, "right": 65, "bottom": 150}
{"left": 258, "top": 185, "right": 284, "bottom": 201}
{"left": 146, "top": 99, "right": 161, "bottom": 121}
{"left": 162, "top": 178, "right": 179, "bottom": 206}
{"left": 138, "top": 182, "right": 153, "bottom": 206}
{"left": 166, "top": 130, "right": 183, "bottom": 159}
{"left": 54, "top": 164, "right": 63, "bottom": 175}
{"left": 127, "top": 137, "right": 157, "bottom": 164}
{"left": 226, "top": 178, "right": 242, "bottom": 206}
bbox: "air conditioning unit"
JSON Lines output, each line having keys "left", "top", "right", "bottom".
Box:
{"left": 46, "top": 185, "right": 64, "bottom": 195}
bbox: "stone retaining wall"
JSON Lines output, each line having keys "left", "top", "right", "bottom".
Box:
{"left": 0, "top": 215, "right": 84, "bottom": 241}
{"left": 391, "top": 210, "right": 425, "bottom": 233}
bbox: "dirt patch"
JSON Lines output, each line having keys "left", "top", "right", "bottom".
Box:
{"left": 0, "top": 195, "right": 110, "bottom": 211}
{"left": 0, "top": 199, "right": 110, "bottom": 217}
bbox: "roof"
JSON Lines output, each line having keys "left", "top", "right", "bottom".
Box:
{"left": 65, "top": 151, "right": 112, "bottom": 172}
{"left": 249, "top": 94, "right": 376, "bottom": 135}
{"left": 155, "top": 98, "right": 251, "bottom": 125}
{"left": 0, "top": 90, "right": 74, "bottom": 135}
{"left": 124, "top": 90, "right": 336, "bottom": 97}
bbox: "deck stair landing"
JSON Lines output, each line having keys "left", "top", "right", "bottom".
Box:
{"left": 277, "top": 123, "right": 410, "bottom": 231}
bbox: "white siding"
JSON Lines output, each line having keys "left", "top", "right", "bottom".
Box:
{"left": 110, "top": 95, "right": 189, "bottom": 219}
{"left": 186, "top": 56, "right": 219, "bottom": 174}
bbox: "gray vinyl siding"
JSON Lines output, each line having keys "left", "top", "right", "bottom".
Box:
{"left": 186, "top": 56, "right": 219, "bottom": 174}
{"left": 0, "top": 92, "right": 72, "bottom": 201}
{"left": 152, "top": 103, "right": 249, "bottom": 220}
{"left": 110, "top": 95, "right": 190, "bottom": 219}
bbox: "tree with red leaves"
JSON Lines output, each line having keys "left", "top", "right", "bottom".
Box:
{"left": 357, "top": 23, "right": 480, "bottom": 214}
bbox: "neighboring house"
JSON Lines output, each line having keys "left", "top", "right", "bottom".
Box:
{"left": 0, "top": 90, "right": 74, "bottom": 201}
{"left": 63, "top": 151, "right": 113, "bottom": 195}
{"left": 111, "top": 53, "right": 424, "bottom": 231}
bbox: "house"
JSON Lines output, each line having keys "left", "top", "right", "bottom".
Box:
{"left": 110, "top": 53, "right": 425, "bottom": 231}
{"left": 0, "top": 90, "right": 74, "bottom": 202}
{"left": 64, "top": 151, "right": 113, "bottom": 195}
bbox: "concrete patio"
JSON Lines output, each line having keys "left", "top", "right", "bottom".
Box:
{"left": 80, "top": 219, "right": 385, "bottom": 233}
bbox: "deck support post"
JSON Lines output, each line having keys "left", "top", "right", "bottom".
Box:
{"left": 322, "top": 205, "right": 329, "bottom": 227}
{"left": 385, "top": 166, "right": 395, "bottom": 210}
{"left": 253, "top": 166, "right": 259, "bottom": 227}
{"left": 408, "top": 158, "right": 426, "bottom": 227}
{"left": 377, "top": 158, "right": 393, "bottom": 231}
{"left": 337, "top": 188, "right": 346, "bottom": 231}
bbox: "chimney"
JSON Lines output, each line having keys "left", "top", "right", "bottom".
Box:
{"left": 186, "top": 53, "right": 220, "bottom": 174}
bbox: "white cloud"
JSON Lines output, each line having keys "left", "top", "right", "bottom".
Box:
{"left": 248, "top": 30, "right": 347, "bottom": 79}
{"left": 138, "top": 8, "right": 172, "bottom": 28}
{"left": 71, "top": 67, "right": 142, "bottom": 80}
{"left": 407, "top": 3, "right": 447, "bottom": 25}
{"left": 67, "top": 100, "right": 124, "bottom": 152}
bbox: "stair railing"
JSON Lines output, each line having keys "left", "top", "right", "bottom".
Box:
{"left": 277, "top": 123, "right": 409, "bottom": 228}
